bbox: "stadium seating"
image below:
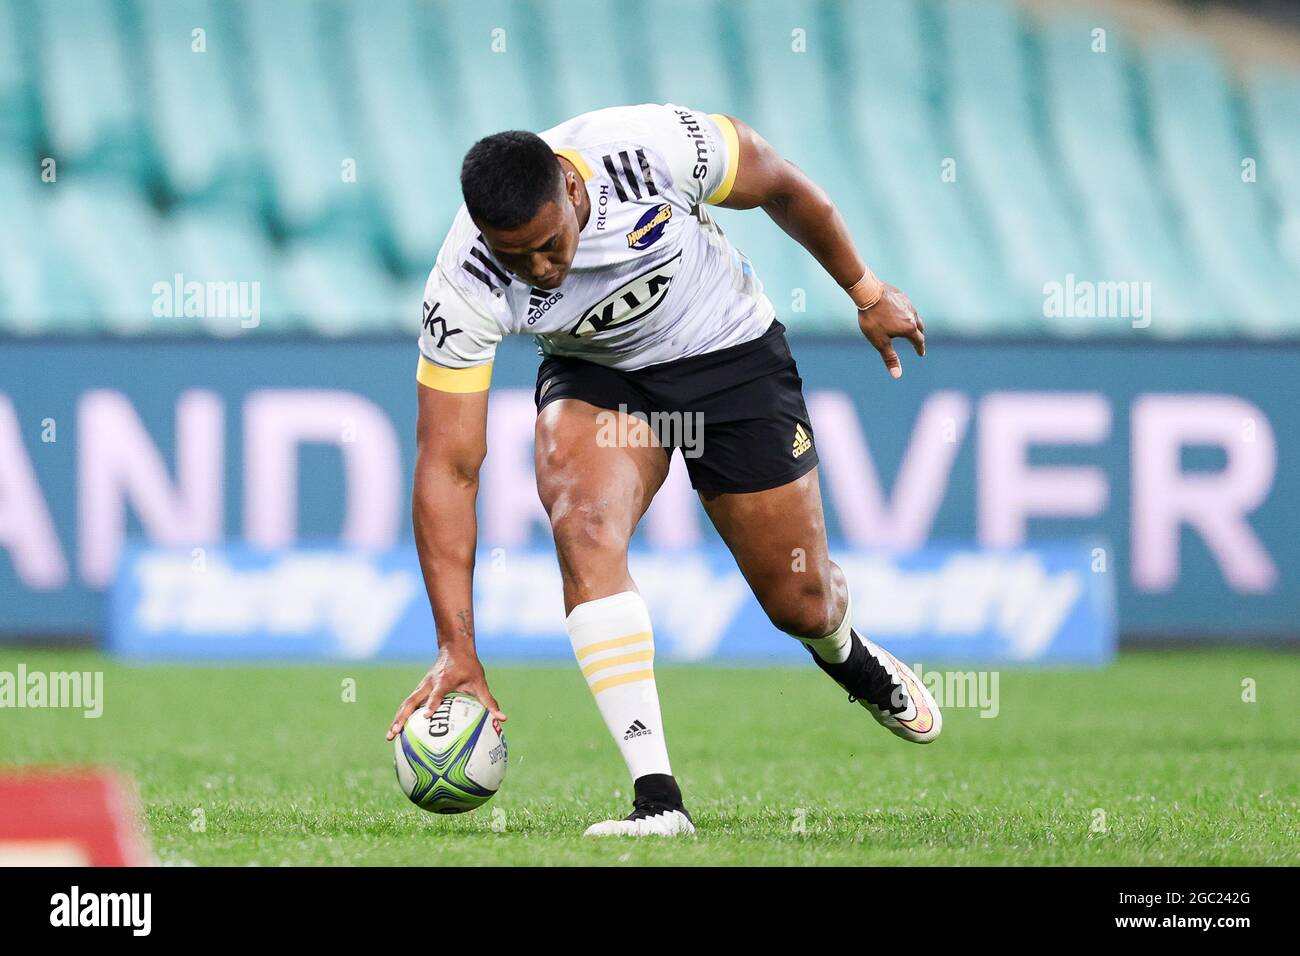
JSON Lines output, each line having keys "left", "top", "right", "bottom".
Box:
{"left": 0, "top": 0, "right": 36, "bottom": 152}
{"left": 1144, "top": 40, "right": 1299, "bottom": 336}
{"left": 136, "top": 0, "right": 264, "bottom": 209}
{"left": 0, "top": 0, "right": 1296, "bottom": 338}
{"left": 1237, "top": 68, "right": 1300, "bottom": 314}
{"left": 36, "top": 0, "right": 150, "bottom": 186}
{"left": 1245, "top": 69, "right": 1300, "bottom": 279}
{"left": 941, "top": 0, "right": 1096, "bottom": 329}
{"left": 343, "top": 0, "right": 462, "bottom": 274}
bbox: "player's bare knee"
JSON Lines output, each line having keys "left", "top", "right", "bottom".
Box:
{"left": 548, "top": 499, "right": 629, "bottom": 567}
{"left": 549, "top": 502, "right": 633, "bottom": 605}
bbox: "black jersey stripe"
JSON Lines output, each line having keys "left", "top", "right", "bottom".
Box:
{"left": 634, "top": 149, "right": 658, "bottom": 196}
{"left": 463, "top": 262, "right": 499, "bottom": 290}
{"left": 602, "top": 154, "right": 630, "bottom": 202}
{"left": 618, "top": 150, "right": 643, "bottom": 200}
{"left": 468, "top": 246, "right": 512, "bottom": 287}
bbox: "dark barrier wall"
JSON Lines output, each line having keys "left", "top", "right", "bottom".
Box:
{"left": 0, "top": 336, "right": 1296, "bottom": 640}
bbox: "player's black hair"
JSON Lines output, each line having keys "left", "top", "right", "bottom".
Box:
{"left": 460, "top": 130, "right": 565, "bottom": 230}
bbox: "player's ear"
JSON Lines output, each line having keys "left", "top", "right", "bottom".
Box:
{"left": 564, "top": 168, "right": 583, "bottom": 208}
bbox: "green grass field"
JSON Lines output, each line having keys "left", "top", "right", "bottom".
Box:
{"left": 1, "top": 649, "right": 1296, "bottom": 866}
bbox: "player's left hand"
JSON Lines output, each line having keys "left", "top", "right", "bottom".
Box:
{"left": 857, "top": 284, "right": 925, "bottom": 379}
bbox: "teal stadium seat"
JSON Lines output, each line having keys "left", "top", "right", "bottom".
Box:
{"left": 640, "top": 0, "right": 744, "bottom": 116}
{"left": 1244, "top": 69, "right": 1300, "bottom": 333}
{"left": 1038, "top": 15, "right": 1215, "bottom": 337}
{"left": 940, "top": 0, "right": 1096, "bottom": 333}
{"left": 722, "top": 0, "right": 870, "bottom": 332}
{"left": 48, "top": 180, "right": 174, "bottom": 336}
{"left": 544, "top": 0, "right": 646, "bottom": 119}
{"left": 0, "top": 160, "right": 99, "bottom": 335}
{"left": 429, "top": 0, "right": 557, "bottom": 140}
{"left": 0, "top": 0, "right": 38, "bottom": 151}
{"left": 238, "top": 0, "right": 376, "bottom": 241}
{"left": 165, "top": 207, "right": 299, "bottom": 336}
{"left": 802, "top": 0, "right": 915, "bottom": 321}
{"left": 36, "top": 0, "right": 150, "bottom": 184}
{"left": 839, "top": 0, "right": 1017, "bottom": 334}
{"left": 280, "top": 237, "right": 405, "bottom": 336}
{"left": 343, "top": 0, "right": 464, "bottom": 275}
{"left": 136, "top": 0, "right": 265, "bottom": 209}
{"left": 1144, "top": 41, "right": 1298, "bottom": 336}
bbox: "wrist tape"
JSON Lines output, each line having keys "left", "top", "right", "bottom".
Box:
{"left": 846, "top": 267, "right": 885, "bottom": 311}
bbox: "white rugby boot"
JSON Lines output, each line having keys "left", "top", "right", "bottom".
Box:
{"left": 808, "top": 629, "right": 942, "bottom": 744}
{"left": 583, "top": 773, "right": 696, "bottom": 837}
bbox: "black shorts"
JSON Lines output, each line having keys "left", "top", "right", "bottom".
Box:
{"left": 533, "top": 320, "right": 819, "bottom": 494}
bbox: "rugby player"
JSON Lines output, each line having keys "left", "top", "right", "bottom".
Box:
{"left": 386, "top": 104, "right": 940, "bottom": 836}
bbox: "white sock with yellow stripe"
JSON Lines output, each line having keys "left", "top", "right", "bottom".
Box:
{"left": 565, "top": 590, "right": 672, "bottom": 780}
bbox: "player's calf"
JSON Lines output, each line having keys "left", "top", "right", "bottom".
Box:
{"left": 757, "top": 574, "right": 845, "bottom": 642}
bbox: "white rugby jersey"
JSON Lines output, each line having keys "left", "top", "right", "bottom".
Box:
{"left": 416, "top": 104, "right": 775, "bottom": 391}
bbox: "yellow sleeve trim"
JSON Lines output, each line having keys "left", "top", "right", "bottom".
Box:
{"left": 704, "top": 113, "right": 740, "bottom": 205}
{"left": 416, "top": 356, "right": 493, "bottom": 393}
{"left": 553, "top": 148, "right": 593, "bottom": 181}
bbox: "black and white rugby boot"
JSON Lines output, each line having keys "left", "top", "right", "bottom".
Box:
{"left": 583, "top": 773, "right": 696, "bottom": 837}
{"left": 807, "top": 629, "right": 942, "bottom": 744}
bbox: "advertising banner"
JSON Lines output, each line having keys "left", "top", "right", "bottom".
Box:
{"left": 1, "top": 337, "right": 1296, "bottom": 640}
{"left": 107, "top": 542, "right": 1116, "bottom": 664}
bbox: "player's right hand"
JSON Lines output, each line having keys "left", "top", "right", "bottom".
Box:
{"left": 857, "top": 283, "right": 926, "bottom": 380}
{"left": 385, "top": 647, "right": 507, "bottom": 740}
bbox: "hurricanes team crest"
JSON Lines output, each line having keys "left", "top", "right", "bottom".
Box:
{"left": 627, "top": 203, "right": 672, "bottom": 249}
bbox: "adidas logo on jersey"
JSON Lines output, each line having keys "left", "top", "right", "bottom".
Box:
{"left": 623, "top": 720, "right": 652, "bottom": 740}
{"left": 793, "top": 423, "right": 812, "bottom": 458}
{"left": 527, "top": 287, "right": 564, "bottom": 325}
{"left": 571, "top": 250, "right": 682, "bottom": 337}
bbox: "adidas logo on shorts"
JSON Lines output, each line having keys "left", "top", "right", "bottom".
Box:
{"left": 623, "top": 719, "right": 652, "bottom": 740}
{"left": 792, "top": 423, "right": 812, "bottom": 458}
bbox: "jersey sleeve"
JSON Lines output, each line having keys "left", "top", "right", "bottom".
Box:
{"left": 416, "top": 265, "right": 504, "bottom": 393}
{"left": 655, "top": 105, "right": 740, "bottom": 207}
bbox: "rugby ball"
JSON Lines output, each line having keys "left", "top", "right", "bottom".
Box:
{"left": 394, "top": 693, "right": 507, "bottom": 813}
